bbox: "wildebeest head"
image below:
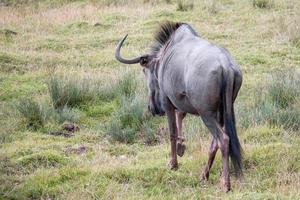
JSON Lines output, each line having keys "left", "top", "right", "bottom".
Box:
{"left": 115, "top": 34, "right": 165, "bottom": 116}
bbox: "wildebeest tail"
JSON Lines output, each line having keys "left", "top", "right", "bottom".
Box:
{"left": 222, "top": 70, "right": 243, "bottom": 177}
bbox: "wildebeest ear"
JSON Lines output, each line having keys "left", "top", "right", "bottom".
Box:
{"left": 140, "top": 56, "right": 149, "bottom": 67}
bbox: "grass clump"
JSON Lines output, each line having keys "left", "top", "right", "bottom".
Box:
{"left": 15, "top": 96, "right": 80, "bottom": 130}
{"left": 0, "top": 52, "right": 27, "bottom": 73}
{"left": 106, "top": 94, "right": 159, "bottom": 144}
{"left": 0, "top": 103, "right": 21, "bottom": 143}
{"left": 48, "top": 72, "right": 137, "bottom": 109}
{"left": 252, "top": 0, "right": 274, "bottom": 8}
{"left": 0, "top": 29, "right": 17, "bottom": 43}
{"left": 237, "top": 69, "right": 300, "bottom": 130}
{"left": 115, "top": 96, "right": 145, "bottom": 128}
{"left": 48, "top": 74, "right": 93, "bottom": 109}
{"left": 16, "top": 98, "right": 54, "bottom": 130}
{"left": 16, "top": 150, "right": 68, "bottom": 171}
{"left": 14, "top": 167, "right": 89, "bottom": 200}
{"left": 14, "top": 72, "right": 138, "bottom": 130}
{"left": 276, "top": 15, "right": 300, "bottom": 47}
{"left": 140, "top": 121, "right": 159, "bottom": 145}
{"left": 268, "top": 70, "right": 300, "bottom": 109}
{"left": 104, "top": 143, "right": 142, "bottom": 156}
{"left": 243, "top": 125, "right": 283, "bottom": 143}
{"left": 56, "top": 106, "right": 80, "bottom": 123}
{"left": 105, "top": 73, "right": 158, "bottom": 144}
{"left": 106, "top": 95, "right": 146, "bottom": 143}
{"left": 245, "top": 143, "right": 300, "bottom": 173}
{"left": 204, "top": 0, "right": 219, "bottom": 14}
{"left": 177, "top": 0, "right": 194, "bottom": 11}
{"left": 115, "top": 73, "right": 137, "bottom": 98}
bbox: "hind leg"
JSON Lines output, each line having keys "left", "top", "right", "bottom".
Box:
{"left": 200, "top": 105, "right": 224, "bottom": 182}
{"left": 200, "top": 111, "right": 231, "bottom": 192}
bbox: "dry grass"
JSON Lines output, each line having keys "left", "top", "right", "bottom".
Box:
{"left": 275, "top": 14, "right": 300, "bottom": 46}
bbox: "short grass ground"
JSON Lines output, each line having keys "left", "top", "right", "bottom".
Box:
{"left": 0, "top": 0, "right": 300, "bottom": 199}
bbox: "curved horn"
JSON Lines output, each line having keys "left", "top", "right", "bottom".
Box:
{"left": 115, "top": 34, "right": 141, "bottom": 64}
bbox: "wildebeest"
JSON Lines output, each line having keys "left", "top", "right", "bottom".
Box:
{"left": 115, "top": 21, "right": 243, "bottom": 192}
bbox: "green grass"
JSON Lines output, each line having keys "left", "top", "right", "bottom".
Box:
{"left": 176, "top": 0, "right": 194, "bottom": 11}
{"left": 16, "top": 150, "right": 69, "bottom": 172}
{"left": 0, "top": 0, "right": 300, "bottom": 199}
{"left": 16, "top": 98, "right": 54, "bottom": 130}
{"left": 252, "top": 0, "right": 274, "bottom": 9}
{"left": 236, "top": 69, "right": 300, "bottom": 130}
{"left": 106, "top": 94, "right": 152, "bottom": 144}
{"left": 0, "top": 52, "right": 28, "bottom": 73}
{"left": 268, "top": 70, "right": 300, "bottom": 109}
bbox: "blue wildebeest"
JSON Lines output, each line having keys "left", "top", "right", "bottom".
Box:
{"left": 115, "top": 21, "right": 243, "bottom": 192}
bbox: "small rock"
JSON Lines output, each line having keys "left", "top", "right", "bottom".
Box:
{"left": 63, "top": 123, "right": 80, "bottom": 132}
{"left": 94, "top": 22, "right": 102, "bottom": 27}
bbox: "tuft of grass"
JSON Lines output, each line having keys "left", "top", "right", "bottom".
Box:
{"left": 0, "top": 29, "right": 17, "bottom": 43}
{"left": 115, "top": 72, "right": 137, "bottom": 98}
{"left": 286, "top": 15, "right": 300, "bottom": 47}
{"left": 204, "top": 0, "right": 219, "bottom": 14}
{"left": 139, "top": 121, "right": 159, "bottom": 145}
{"left": 106, "top": 95, "right": 147, "bottom": 144}
{"left": 242, "top": 54, "right": 267, "bottom": 65}
{"left": 276, "top": 15, "right": 300, "bottom": 47}
{"left": 16, "top": 98, "right": 54, "bottom": 130}
{"left": 106, "top": 123, "right": 136, "bottom": 144}
{"left": 0, "top": 52, "right": 28, "bottom": 74}
{"left": 268, "top": 70, "right": 300, "bottom": 109}
{"left": 0, "top": 103, "right": 21, "bottom": 143}
{"left": 14, "top": 167, "right": 89, "bottom": 200}
{"left": 252, "top": 0, "right": 274, "bottom": 8}
{"left": 47, "top": 74, "right": 93, "bottom": 109}
{"left": 56, "top": 21, "right": 112, "bottom": 36}
{"left": 48, "top": 72, "right": 137, "bottom": 109}
{"left": 105, "top": 92, "right": 160, "bottom": 144}
{"left": 243, "top": 125, "right": 283, "bottom": 143}
{"left": 271, "top": 104, "right": 300, "bottom": 130}
{"left": 16, "top": 150, "right": 68, "bottom": 171}
{"left": 56, "top": 106, "right": 80, "bottom": 124}
{"left": 237, "top": 69, "right": 300, "bottom": 130}
{"left": 243, "top": 142, "right": 300, "bottom": 191}
{"left": 104, "top": 143, "right": 142, "bottom": 156}
{"left": 84, "top": 101, "right": 116, "bottom": 119}
{"left": 176, "top": 0, "right": 194, "bottom": 11}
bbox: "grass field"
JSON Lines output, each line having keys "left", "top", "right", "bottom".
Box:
{"left": 0, "top": 0, "right": 300, "bottom": 199}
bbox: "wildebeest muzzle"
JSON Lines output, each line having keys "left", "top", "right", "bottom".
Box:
{"left": 148, "top": 98, "right": 165, "bottom": 116}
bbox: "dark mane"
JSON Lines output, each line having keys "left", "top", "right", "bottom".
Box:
{"left": 150, "top": 21, "right": 184, "bottom": 56}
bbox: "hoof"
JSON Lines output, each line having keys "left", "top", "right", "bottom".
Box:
{"left": 224, "top": 186, "right": 231, "bottom": 193}
{"left": 220, "top": 180, "right": 231, "bottom": 193}
{"left": 167, "top": 160, "right": 178, "bottom": 170}
{"left": 176, "top": 142, "right": 186, "bottom": 157}
{"left": 200, "top": 172, "right": 209, "bottom": 182}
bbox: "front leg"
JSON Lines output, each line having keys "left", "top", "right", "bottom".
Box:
{"left": 176, "top": 111, "right": 187, "bottom": 157}
{"left": 164, "top": 98, "right": 178, "bottom": 170}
